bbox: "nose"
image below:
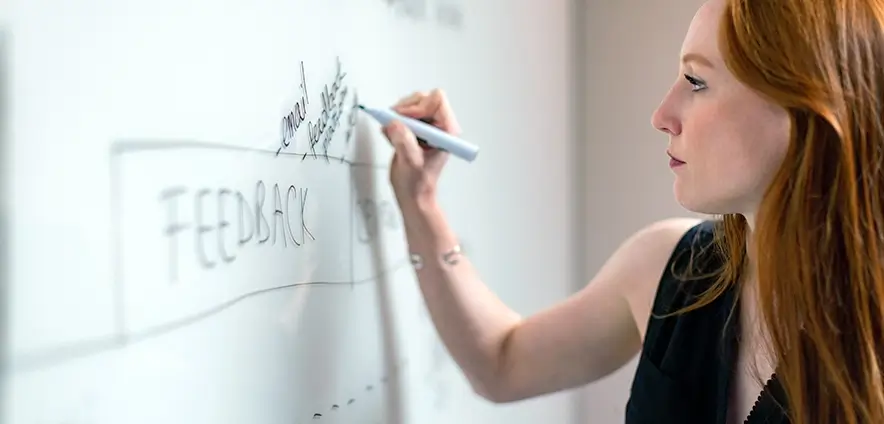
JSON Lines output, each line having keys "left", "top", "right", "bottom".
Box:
{"left": 651, "top": 91, "right": 681, "bottom": 136}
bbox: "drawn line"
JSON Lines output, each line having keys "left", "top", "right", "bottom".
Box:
{"left": 109, "top": 154, "right": 127, "bottom": 343}
{"left": 110, "top": 139, "right": 388, "bottom": 170}
{"left": 309, "top": 356, "right": 412, "bottom": 419}
{"left": 350, "top": 178, "right": 356, "bottom": 290}
{"left": 9, "top": 258, "right": 410, "bottom": 373}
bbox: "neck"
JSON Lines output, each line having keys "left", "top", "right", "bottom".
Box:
{"left": 741, "top": 212, "right": 757, "bottom": 286}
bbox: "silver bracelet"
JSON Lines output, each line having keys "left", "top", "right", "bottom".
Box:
{"left": 409, "top": 244, "right": 462, "bottom": 270}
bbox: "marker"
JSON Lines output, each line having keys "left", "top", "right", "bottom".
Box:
{"left": 358, "top": 105, "right": 480, "bottom": 162}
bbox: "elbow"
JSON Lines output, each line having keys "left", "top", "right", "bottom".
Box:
{"left": 468, "top": 376, "right": 508, "bottom": 403}
{"left": 470, "top": 327, "right": 525, "bottom": 403}
{"left": 478, "top": 389, "right": 518, "bottom": 404}
{"left": 473, "top": 383, "right": 527, "bottom": 404}
{"left": 465, "top": 372, "right": 525, "bottom": 404}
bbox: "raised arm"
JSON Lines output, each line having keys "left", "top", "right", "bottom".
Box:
{"left": 381, "top": 89, "right": 700, "bottom": 402}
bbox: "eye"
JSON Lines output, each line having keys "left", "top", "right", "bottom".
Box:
{"left": 683, "top": 74, "right": 707, "bottom": 92}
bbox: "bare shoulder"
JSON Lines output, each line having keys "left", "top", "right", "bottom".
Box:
{"left": 599, "top": 217, "right": 704, "bottom": 340}
{"left": 620, "top": 217, "right": 703, "bottom": 262}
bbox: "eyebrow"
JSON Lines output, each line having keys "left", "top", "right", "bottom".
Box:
{"left": 681, "top": 52, "right": 715, "bottom": 68}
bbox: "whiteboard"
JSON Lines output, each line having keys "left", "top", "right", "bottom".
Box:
{"left": 2, "top": 1, "right": 579, "bottom": 423}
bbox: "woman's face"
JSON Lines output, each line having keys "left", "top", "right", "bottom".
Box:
{"left": 651, "top": 0, "right": 791, "bottom": 219}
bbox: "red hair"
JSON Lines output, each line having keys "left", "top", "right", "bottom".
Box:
{"left": 679, "top": 1, "right": 884, "bottom": 423}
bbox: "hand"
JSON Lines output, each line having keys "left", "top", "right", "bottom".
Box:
{"left": 382, "top": 89, "right": 462, "bottom": 207}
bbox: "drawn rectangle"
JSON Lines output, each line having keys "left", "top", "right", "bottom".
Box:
{"left": 111, "top": 141, "right": 360, "bottom": 335}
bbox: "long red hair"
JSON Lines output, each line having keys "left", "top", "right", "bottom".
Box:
{"left": 680, "top": 1, "right": 884, "bottom": 422}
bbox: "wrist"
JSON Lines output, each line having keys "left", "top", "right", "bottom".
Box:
{"left": 397, "top": 191, "right": 442, "bottom": 217}
{"left": 398, "top": 198, "right": 458, "bottom": 253}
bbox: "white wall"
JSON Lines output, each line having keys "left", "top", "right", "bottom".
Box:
{"left": 578, "top": 1, "right": 706, "bottom": 422}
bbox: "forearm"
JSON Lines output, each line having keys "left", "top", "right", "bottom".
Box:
{"left": 400, "top": 199, "right": 521, "bottom": 397}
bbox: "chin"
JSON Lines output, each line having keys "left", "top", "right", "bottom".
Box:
{"left": 673, "top": 185, "right": 738, "bottom": 216}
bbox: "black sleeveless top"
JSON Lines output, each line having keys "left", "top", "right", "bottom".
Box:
{"left": 625, "top": 220, "right": 789, "bottom": 424}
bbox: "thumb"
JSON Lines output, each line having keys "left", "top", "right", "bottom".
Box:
{"left": 383, "top": 120, "right": 424, "bottom": 168}
{"left": 424, "top": 148, "right": 449, "bottom": 173}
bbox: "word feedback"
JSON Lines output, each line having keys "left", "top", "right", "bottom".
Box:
{"left": 160, "top": 181, "right": 314, "bottom": 283}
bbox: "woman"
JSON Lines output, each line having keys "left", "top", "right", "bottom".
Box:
{"left": 379, "top": 0, "right": 884, "bottom": 422}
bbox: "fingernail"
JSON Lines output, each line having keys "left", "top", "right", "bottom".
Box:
{"left": 384, "top": 122, "right": 400, "bottom": 137}
{"left": 392, "top": 123, "right": 406, "bottom": 137}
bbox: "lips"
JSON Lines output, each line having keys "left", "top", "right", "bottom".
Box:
{"left": 667, "top": 150, "right": 685, "bottom": 164}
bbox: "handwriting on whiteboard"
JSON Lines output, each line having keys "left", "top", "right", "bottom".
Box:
{"left": 277, "top": 57, "right": 358, "bottom": 159}
{"left": 110, "top": 140, "right": 406, "bottom": 336}
{"left": 381, "top": 0, "right": 465, "bottom": 29}
{"left": 159, "top": 182, "right": 315, "bottom": 283}
{"left": 356, "top": 198, "right": 400, "bottom": 244}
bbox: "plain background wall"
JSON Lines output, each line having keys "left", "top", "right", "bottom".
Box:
{"left": 577, "top": 0, "right": 706, "bottom": 422}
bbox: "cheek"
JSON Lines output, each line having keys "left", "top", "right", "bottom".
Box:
{"left": 714, "top": 112, "right": 790, "bottom": 193}
{"left": 682, "top": 104, "right": 789, "bottom": 193}
{"left": 683, "top": 108, "right": 757, "bottom": 175}
{"left": 750, "top": 134, "right": 789, "bottom": 194}
{"left": 742, "top": 110, "right": 790, "bottom": 186}
{"left": 695, "top": 140, "right": 759, "bottom": 186}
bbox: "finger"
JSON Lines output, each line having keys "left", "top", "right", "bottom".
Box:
{"left": 394, "top": 91, "right": 426, "bottom": 109}
{"left": 426, "top": 89, "right": 462, "bottom": 135}
{"left": 396, "top": 89, "right": 461, "bottom": 135}
{"left": 382, "top": 120, "right": 424, "bottom": 168}
{"left": 394, "top": 89, "right": 437, "bottom": 116}
{"left": 394, "top": 93, "right": 433, "bottom": 116}
{"left": 379, "top": 121, "right": 395, "bottom": 147}
{"left": 424, "top": 146, "right": 449, "bottom": 173}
